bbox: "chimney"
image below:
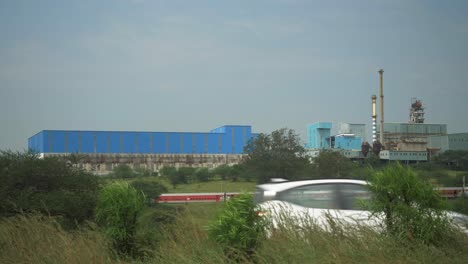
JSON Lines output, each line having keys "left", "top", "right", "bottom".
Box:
{"left": 378, "top": 69, "right": 384, "bottom": 146}
{"left": 372, "top": 95, "right": 377, "bottom": 142}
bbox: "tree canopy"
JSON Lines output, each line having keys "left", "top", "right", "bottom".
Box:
{"left": 311, "top": 150, "right": 356, "bottom": 178}
{"left": 242, "top": 128, "right": 310, "bottom": 183}
{"left": 0, "top": 151, "right": 100, "bottom": 228}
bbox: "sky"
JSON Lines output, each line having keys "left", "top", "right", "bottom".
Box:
{"left": 1, "top": 0, "right": 467, "bottom": 151}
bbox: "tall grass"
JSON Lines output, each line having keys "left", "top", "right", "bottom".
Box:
{"left": 2, "top": 211, "right": 467, "bottom": 264}
{"left": 256, "top": 216, "right": 468, "bottom": 264}
{"left": 0, "top": 215, "right": 122, "bottom": 264}
{"left": 154, "top": 204, "right": 468, "bottom": 264}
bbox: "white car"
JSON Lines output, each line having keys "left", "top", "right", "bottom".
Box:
{"left": 254, "top": 179, "right": 468, "bottom": 233}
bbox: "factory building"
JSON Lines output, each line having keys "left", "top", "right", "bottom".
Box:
{"left": 337, "top": 123, "right": 366, "bottom": 140}
{"left": 305, "top": 122, "right": 365, "bottom": 160}
{"left": 379, "top": 150, "right": 428, "bottom": 162}
{"left": 306, "top": 122, "right": 332, "bottom": 149}
{"left": 28, "top": 125, "right": 257, "bottom": 174}
{"left": 378, "top": 123, "right": 447, "bottom": 151}
{"left": 306, "top": 122, "right": 364, "bottom": 151}
{"left": 427, "top": 133, "right": 468, "bottom": 153}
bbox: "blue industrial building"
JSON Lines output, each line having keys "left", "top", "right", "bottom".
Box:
{"left": 305, "top": 122, "right": 363, "bottom": 150}
{"left": 28, "top": 125, "right": 257, "bottom": 155}
{"left": 333, "top": 134, "right": 362, "bottom": 150}
{"left": 306, "top": 122, "right": 332, "bottom": 149}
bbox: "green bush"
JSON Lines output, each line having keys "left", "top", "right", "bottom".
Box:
{"left": 0, "top": 151, "right": 100, "bottom": 228}
{"left": 194, "top": 167, "right": 211, "bottom": 182}
{"left": 110, "top": 164, "right": 136, "bottom": 178}
{"left": 311, "top": 150, "right": 356, "bottom": 178}
{"left": 130, "top": 180, "right": 167, "bottom": 205}
{"left": 95, "top": 182, "right": 146, "bottom": 257}
{"left": 132, "top": 205, "right": 180, "bottom": 259}
{"left": 448, "top": 198, "right": 468, "bottom": 216}
{"left": 159, "top": 166, "right": 177, "bottom": 177}
{"left": 208, "top": 192, "right": 267, "bottom": 261}
{"left": 367, "top": 163, "right": 456, "bottom": 246}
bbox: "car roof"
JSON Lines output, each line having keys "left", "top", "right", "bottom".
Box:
{"left": 256, "top": 179, "right": 368, "bottom": 193}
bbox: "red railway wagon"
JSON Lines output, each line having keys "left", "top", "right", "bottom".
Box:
{"left": 155, "top": 188, "right": 467, "bottom": 203}
{"left": 435, "top": 187, "right": 468, "bottom": 199}
{"left": 156, "top": 192, "right": 240, "bottom": 203}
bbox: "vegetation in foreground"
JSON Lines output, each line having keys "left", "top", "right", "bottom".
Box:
{"left": 2, "top": 209, "right": 467, "bottom": 264}
{"left": 2, "top": 130, "right": 468, "bottom": 263}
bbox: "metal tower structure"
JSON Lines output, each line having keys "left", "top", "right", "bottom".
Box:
{"left": 409, "top": 97, "right": 425, "bottom": 123}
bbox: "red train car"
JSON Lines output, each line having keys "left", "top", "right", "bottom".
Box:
{"left": 156, "top": 192, "right": 240, "bottom": 203}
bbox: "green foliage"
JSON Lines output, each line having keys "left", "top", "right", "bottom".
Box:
{"left": 367, "top": 163, "right": 455, "bottom": 246}
{"left": 130, "top": 180, "right": 168, "bottom": 205}
{"left": 243, "top": 128, "right": 310, "bottom": 183}
{"left": 228, "top": 164, "right": 245, "bottom": 182}
{"left": 434, "top": 150, "right": 468, "bottom": 170}
{"left": 133, "top": 205, "right": 180, "bottom": 258}
{"left": 311, "top": 150, "right": 356, "bottom": 178}
{"left": 0, "top": 214, "right": 121, "bottom": 264}
{"left": 163, "top": 179, "right": 255, "bottom": 193}
{"left": 363, "top": 152, "right": 384, "bottom": 169}
{"left": 194, "top": 167, "right": 211, "bottom": 182}
{"left": 159, "top": 166, "right": 177, "bottom": 177}
{"left": 208, "top": 192, "right": 267, "bottom": 260}
{"left": 134, "top": 166, "right": 157, "bottom": 177}
{"left": 212, "top": 164, "right": 231, "bottom": 180}
{"left": 178, "top": 167, "right": 196, "bottom": 183}
{"left": 95, "top": 182, "right": 146, "bottom": 257}
{"left": 160, "top": 166, "right": 192, "bottom": 188}
{"left": 448, "top": 198, "right": 468, "bottom": 216}
{"left": 0, "top": 151, "right": 100, "bottom": 228}
{"left": 110, "top": 164, "right": 136, "bottom": 178}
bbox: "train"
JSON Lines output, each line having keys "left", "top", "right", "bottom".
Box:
{"left": 155, "top": 188, "right": 468, "bottom": 203}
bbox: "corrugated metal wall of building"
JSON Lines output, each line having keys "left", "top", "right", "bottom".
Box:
{"left": 382, "top": 123, "right": 447, "bottom": 134}
{"left": 28, "top": 125, "right": 255, "bottom": 155}
{"left": 306, "top": 122, "right": 332, "bottom": 149}
{"left": 334, "top": 136, "right": 362, "bottom": 150}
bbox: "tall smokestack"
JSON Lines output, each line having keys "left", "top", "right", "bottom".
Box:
{"left": 372, "top": 95, "right": 377, "bottom": 142}
{"left": 378, "top": 69, "right": 384, "bottom": 145}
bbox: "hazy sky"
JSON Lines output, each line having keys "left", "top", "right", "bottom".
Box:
{"left": 1, "top": 0, "right": 467, "bottom": 151}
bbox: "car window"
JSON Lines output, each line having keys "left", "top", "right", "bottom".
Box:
{"left": 338, "top": 183, "right": 371, "bottom": 210}
{"left": 253, "top": 188, "right": 264, "bottom": 204}
{"left": 277, "top": 184, "right": 339, "bottom": 209}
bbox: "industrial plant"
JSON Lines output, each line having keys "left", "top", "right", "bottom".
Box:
{"left": 304, "top": 69, "right": 468, "bottom": 163}
{"left": 28, "top": 69, "right": 468, "bottom": 173}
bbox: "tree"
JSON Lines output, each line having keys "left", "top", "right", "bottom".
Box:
{"left": 130, "top": 180, "right": 168, "bottom": 205}
{"left": 194, "top": 167, "right": 210, "bottom": 182}
{"left": 433, "top": 150, "right": 468, "bottom": 170}
{"left": 0, "top": 151, "right": 100, "bottom": 228}
{"left": 159, "top": 166, "right": 177, "bottom": 177}
{"left": 311, "top": 150, "right": 356, "bottom": 178}
{"left": 208, "top": 192, "right": 267, "bottom": 261}
{"left": 111, "top": 164, "right": 136, "bottom": 178}
{"left": 212, "top": 164, "right": 231, "bottom": 180}
{"left": 228, "top": 164, "right": 246, "bottom": 182}
{"left": 162, "top": 167, "right": 192, "bottom": 188}
{"left": 243, "top": 128, "right": 310, "bottom": 183}
{"left": 367, "top": 163, "right": 454, "bottom": 246}
{"left": 177, "top": 167, "right": 195, "bottom": 183}
{"left": 95, "top": 182, "right": 145, "bottom": 256}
